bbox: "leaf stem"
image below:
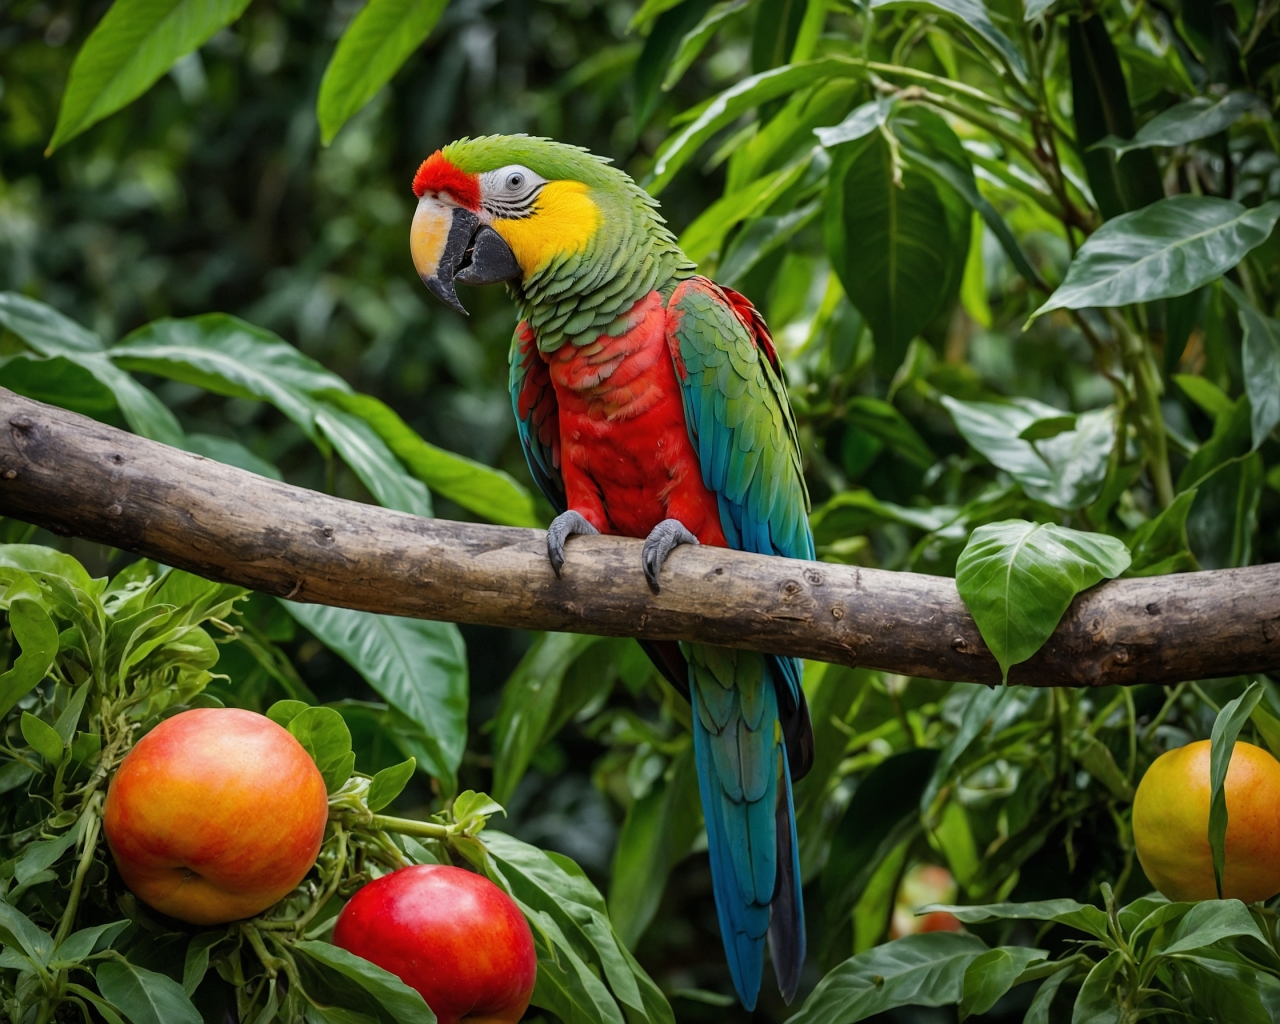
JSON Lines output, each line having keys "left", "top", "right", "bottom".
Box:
{"left": 1108, "top": 311, "right": 1173, "bottom": 508}
{"left": 53, "top": 794, "right": 102, "bottom": 947}
{"left": 367, "top": 813, "right": 450, "bottom": 839}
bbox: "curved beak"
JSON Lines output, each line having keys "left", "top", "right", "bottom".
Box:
{"left": 411, "top": 198, "right": 521, "bottom": 315}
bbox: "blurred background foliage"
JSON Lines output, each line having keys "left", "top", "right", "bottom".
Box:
{"left": 3, "top": 0, "right": 1280, "bottom": 1018}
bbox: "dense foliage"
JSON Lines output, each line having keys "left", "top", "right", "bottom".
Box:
{"left": 1, "top": 0, "right": 1279, "bottom": 1019}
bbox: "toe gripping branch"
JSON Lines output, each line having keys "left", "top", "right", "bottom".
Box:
{"left": 547, "top": 510, "right": 599, "bottom": 578}
{"left": 642, "top": 519, "right": 699, "bottom": 594}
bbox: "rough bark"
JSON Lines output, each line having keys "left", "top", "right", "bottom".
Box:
{"left": 1, "top": 389, "right": 1277, "bottom": 687}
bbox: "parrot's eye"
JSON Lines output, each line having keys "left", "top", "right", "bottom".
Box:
{"left": 506, "top": 173, "right": 524, "bottom": 190}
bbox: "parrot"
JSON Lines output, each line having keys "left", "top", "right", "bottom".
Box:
{"left": 408, "top": 135, "right": 814, "bottom": 1010}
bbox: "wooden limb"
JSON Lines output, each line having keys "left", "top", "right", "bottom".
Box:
{"left": 1, "top": 390, "right": 1277, "bottom": 688}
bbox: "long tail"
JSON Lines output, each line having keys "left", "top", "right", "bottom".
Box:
{"left": 686, "top": 643, "right": 806, "bottom": 1009}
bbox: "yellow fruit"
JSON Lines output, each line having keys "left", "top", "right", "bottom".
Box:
{"left": 1133, "top": 739, "right": 1280, "bottom": 903}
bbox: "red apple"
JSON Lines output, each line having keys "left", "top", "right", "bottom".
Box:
{"left": 333, "top": 864, "right": 537, "bottom": 1024}
{"left": 103, "top": 707, "right": 329, "bottom": 925}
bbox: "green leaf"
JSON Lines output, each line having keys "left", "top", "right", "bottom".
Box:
{"left": 822, "top": 748, "right": 937, "bottom": 949}
{"left": 181, "top": 433, "right": 283, "bottom": 481}
{"left": 1024, "top": 966, "right": 1073, "bottom": 1024}
{"left": 810, "top": 489, "right": 955, "bottom": 546}
{"left": 281, "top": 603, "right": 467, "bottom": 795}
{"left": 845, "top": 397, "right": 936, "bottom": 469}
{"left": 751, "top": 0, "right": 806, "bottom": 73}
{"left": 266, "top": 699, "right": 309, "bottom": 728}
{"left": 635, "top": 0, "right": 715, "bottom": 127}
{"left": 1070, "top": 951, "right": 1122, "bottom": 1024}
{"left": 0, "top": 291, "right": 103, "bottom": 353}
{"left": 96, "top": 959, "right": 203, "bottom": 1024}
{"left": 320, "top": 391, "right": 538, "bottom": 527}
{"left": 826, "top": 109, "right": 971, "bottom": 375}
{"left": 1071, "top": 734, "right": 1133, "bottom": 801}
{"left": 181, "top": 931, "right": 224, "bottom": 995}
{"left": 608, "top": 743, "right": 701, "bottom": 947}
{"left": 1175, "top": 951, "right": 1272, "bottom": 1024}
{"left": 111, "top": 313, "right": 350, "bottom": 444}
{"left": 48, "top": 0, "right": 253, "bottom": 151}
{"left": 0, "top": 355, "right": 117, "bottom": 420}
{"left": 0, "top": 293, "right": 182, "bottom": 445}
{"left": 1188, "top": 453, "right": 1265, "bottom": 570}
{"left": 22, "top": 711, "right": 65, "bottom": 766}
{"left": 661, "top": 0, "right": 751, "bottom": 92}
{"left": 1095, "top": 93, "right": 1258, "bottom": 158}
{"left": 295, "top": 941, "right": 437, "bottom": 1024}
{"left": 1251, "top": 703, "right": 1280, "bottom": 758}
{"left": 472, "top": 831, "right": 673, "bottom": 1024}
{"left": 941, "top": 397, "right": 1115, "bottom": 510}
{"left": 1032, "top": 197, "right": 1280, "bottom": 318}
{"left": 1125, "top": 489, "right": 1200, "bottom": 577}
{"left": 1175, "top": 373, "right": 1234, "bottom": 420}
{"left": 451, "top": 789, "right": 505, "bottom": 829}
{"left": 1066, "top": 15, "right": 1162, "bottom": 221}
{"left": 648, "top": 56, "right": 865, "bottom": 192}
{"left": 869, "top": 0, "right": 1026, "bottom": 81}
{"left": 52, "top": 921, "right": 131, "bottom": 966}
{"left": 903, "top": 145, "right": 1048, "bottom": 293}
{"left": 288, "top": 706, "right": 356, "bottom": 793}
{"left": 316, "top": 0, "right": 448, "bottom": 145}
{"left": 367, "top": 758, "right": 417, "bottom": 812}
{"left": 1208, "top": 681, "right": 1265, "bottom": 899}
{"left": 955, "top": 521, "right": 1131, "bottom": 679}
{"left": 0, "top": 598, "right": 59, "bottom": 718}
{"left": 919, "top": 684, "right": 1013, "bottom": 813}
{"left": 1224, "top": 282, "right": 1280, "bottom": 450}
{"left": 815, "top": 96, "right": 895, "bottom": 148}
{"left": 0, "top": 900, "right": 54, "bottom": 965}
{"left": 314, "top": 404, "right": 432, "bottom": 517}
{"left": 719, "top": 200, "right": 821, "bottom": 285}
{"left": 1158, "top": 898, "right": 1269, "bottom": 956}
{"left": 788, "top": 932, "right": 989, "bottom": 1024}
{"left": 490, "top": 632, "right": 604, "bottom": 804}
{"left": 16, "top": 826, "right": 79, "bottom": 885}
{"left": 0, "top": 544, "right": 96, "bottom": 592}
{"left": 960, "top": 946, "right": 1047, "bottom": 1019}
{"left": 678, "top": 156, "right": 811, "bottom": 265}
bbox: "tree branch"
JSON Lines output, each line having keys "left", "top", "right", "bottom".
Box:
{"left": 1, "top": 390, "right": 1277, "bottom": 688}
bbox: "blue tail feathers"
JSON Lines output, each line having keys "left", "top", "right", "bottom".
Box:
{"left": 686, "top": 644, "right": 807, "bottom": 1009}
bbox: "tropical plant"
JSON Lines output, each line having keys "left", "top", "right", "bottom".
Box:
{"left": 1, "top": 0, "right": 1279, "bottom": 1019}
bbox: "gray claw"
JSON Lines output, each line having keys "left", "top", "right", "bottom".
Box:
{"left": 547, "top": 510, "right": 599, "bottom": 578}
{"left": 642, "top": 519, "right": 699, "bottom": 594}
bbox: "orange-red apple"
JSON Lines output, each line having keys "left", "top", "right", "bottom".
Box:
{"left": 333, "top": 864, "right": 537, "bottom": 1024}
{"left": 103, "top": 707, "right": 329, "bottom": 925}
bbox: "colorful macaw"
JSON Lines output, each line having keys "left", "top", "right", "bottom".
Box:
{"left": 408, "top": 136, "right": 814, "bottom": 1009}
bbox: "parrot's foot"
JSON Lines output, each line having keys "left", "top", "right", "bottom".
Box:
{"left": 642, "top": 519, "right": 699, "bottom": 594}
{"left": 547, "top": 511, "right": 599, "bottom": 578}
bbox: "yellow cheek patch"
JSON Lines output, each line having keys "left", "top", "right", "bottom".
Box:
{"left": 493, "top": 181, "right": 600, "bottom": 277}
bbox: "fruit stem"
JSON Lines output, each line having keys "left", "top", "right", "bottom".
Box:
{"left": 367, "top": 814, "right": 451, "bottom": 840}
{"left": 54, "top": 795, "right": 102, "bottom": 947}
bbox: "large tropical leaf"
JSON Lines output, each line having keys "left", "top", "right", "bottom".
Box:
{"left": 1032, "top": 197, "right": 1280, "bottom": 317}
{"left": 281, "top": 603, "right": 468, "bottom": 794}
{"left": 316, "top": 0, "right": 450, "bottom": 145}
{"left": 825, "top": 108, "right": 970, "bottom": 374}
{"left": 48, "top": 0, "right": 254, "bottom": 152}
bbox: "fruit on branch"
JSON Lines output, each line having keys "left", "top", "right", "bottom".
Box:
{"left": 103, "top": 707, "right": 329, "bottom": 924}
{"left": 333, "top": 863, "right": 537, "bottom": 1024}
{"left": 1133, "top": 739, "right": 1280, "bottom": 903}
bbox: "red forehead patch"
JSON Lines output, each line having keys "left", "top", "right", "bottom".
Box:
{"left": 412, "top": 151, "right": 481, "bottom": 210}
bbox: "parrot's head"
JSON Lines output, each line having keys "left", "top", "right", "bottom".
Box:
{"left": 409, "top": 135, "right": 686, "bottom": 320}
